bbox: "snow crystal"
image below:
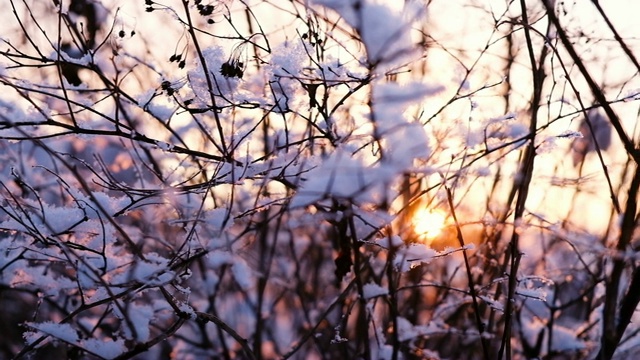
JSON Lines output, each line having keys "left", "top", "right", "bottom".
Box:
{"left": 623, "top": 88, "right": 640, "bottom": 101}
{"left": 557, "top": 130, "right": 583, "bottom": 139}
{"left": 536, "top": 136, "right": 559, "bottom": 155}
{"left": 550, "top": 325, "right": 587, "bottom": 352}
{"left": 207, "top": 251, "right": 254, "bottom": 290}
{"left": 269, "top": 41, "right": 307, "bottom": 78}
{"left": 0, "top": 200, "right": 87, "bottom": 238}
{"left": 375, "top": 235, "right": 405, "bottom": 249}
{"left": 368, "top": 81, "right": 440, "bottom": 169}
{"left": 55, "top": 49, "right": 92, "bottom": 66}
{"left": 362, "top": 282, "right": 388, "bottom": 299}
{"left": 231, "top": 257, "right": 254, "bottom": 290}
{"left": 89, "top": 191, "right": 128, "bottom": 216}
{"left": 330, "top": 330, "right": 349, "bottom": 344}
{"left": 188, "top": 46, "right": 240, "bottom": 101}
{"left": 208, "top": 250, "right": 234, "bottom": 268}
{"left": 503, "top": 122, "right": 529, "bottom": 139}
{"left": 516, "top": 286, "right": 547, "bottom": 302}
{"left": 396, "top": 317, "right": 442, "bottom": 342}
{"left": 373, "top": 81, "right": 443, "bottom": 134}
{"left": 312, "top": 0, "right": 425, "bottom": 67}
{"left": 488, "top": 112, "right": 517, "bottom": 124}
{"left": 203, "top": 208, "right": 230, "bottom": 235}
{"left": 154, "top": 140, "right": 174, "bottom": 151}
{"left": 403, "top": 243, "right": 437, "bottom": 262}
{"left": 84, "top": 287, "right": 111, "bottom": 303}
{"left": 132, "top": 253, "right": 173, "bottom": 285}
{"left": 23, "top": 323, "right": 123, "bottom": 358}
{"left": 393, "top": 243, "right": 438, "bottom": 272}
{"left": 22, "top": 331, "right": 43, "bottom": 346}
{"left": 178, "top": 302, "right": 196, "bottom": 319}
{"left": 127, "top": 303, "right": 154, "bottom": 342}
{"left": 147, "top": 102, "right": 175, "bottom": 122}
{"left": 382, "top": 122, "right": 431, "bottom": 169}
{"left": 520, "top": 316, "right": 585, "bottom": 355}
{"left": 135, "top": 89, "right": 155, "bottom": 106}
{"left": 26, "top": 322, "right": 78, "bottom": 344}
{"left": 83, "top": 338, "right": 126, "bottom": 359}
{"left": 479, "top": 295, "right": 504, "bottom": 312}
{"left": 290, "top": 148, "right": 395, "bottom": 207}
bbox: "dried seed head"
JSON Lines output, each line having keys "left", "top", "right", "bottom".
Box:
{"left": 220, "top": 62, "right": 234, "bottom": 77}
{"left": 198, "top": 5, "right": 214, "bottom": 16}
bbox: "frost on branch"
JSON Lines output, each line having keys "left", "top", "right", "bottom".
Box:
{"left": 24, "top": 322, "right": 126, "bottom": 359}
{"left": 291, "top": 147, "right": 394, "bottom": 207}
{"left": 313, "top": 0, "right": 425, "bottom": 68}
{"left": 0, "top": 0, "right": 633, "bottom": 358}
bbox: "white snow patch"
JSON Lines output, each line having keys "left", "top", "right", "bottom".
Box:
{"left": 362, "top": 282, "right": 388, "bottom": 299}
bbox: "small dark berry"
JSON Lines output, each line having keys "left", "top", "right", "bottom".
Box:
{"left": 169, "top": 54, "right": 177, "bottom": 62}
{"left": 220, "top": 62, "right": 233, "bottom": 77}
{"left": 130, "top": 30, "right": 136, "bottom": 36}
{"left": 145, "top": 0, "right": 153, "bottom": 5}
{"left": 178, "top": 60, "right": 186, "bottom": 69}
{"left": 207, "top": 19, "right": 214, "bottom": 24}
{"left": 146, "top": 7, "right": 154, "bottom": 12}
{"left": 161, "top": 80, "right": 171, "bottom": 90}
{"left": 199, "top": 5, "right": 214, "bottom": 16}
{"left": 119, "top": 30, "right": 125, "bottom": 38}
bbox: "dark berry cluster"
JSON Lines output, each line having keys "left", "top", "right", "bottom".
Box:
{"left": 220, "top": 60, "right": 244, "bottom": 79}
{"left": 169, "top": 54, "right": 186, "bottom": 69}
{"left": 302, "top": 31, "right": 323, "bottom": 46}
{"left": 160, "top": 78, "right": 187, "bottom": 96}
{"left": 197, "top": 4, "right": 214, "bottom": 16}
{"left": 161, "top": 80, "right": 176, "bottom": 96}
{"left": 195, "top": 0, "right": 216, "bottom": 23}
{"left": 118, "top": 29, "right": 135, "bottom": 38}
{"left": 220, "top": 42, "right": 247, "bottom": 79}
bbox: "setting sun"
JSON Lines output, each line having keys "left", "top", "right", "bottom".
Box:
{"left": 412, "top": 208, "right": 448, "bottom": 242}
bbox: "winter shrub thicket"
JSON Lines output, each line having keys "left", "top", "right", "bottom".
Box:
{"left": 1, "top": 0, "right": 640, "bottom": 359}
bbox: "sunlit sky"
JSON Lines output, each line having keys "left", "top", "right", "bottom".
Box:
{"left": 422, "top": 0, "right": 640, "bottom": 238}
{"left": 1, "top": 0, "right": 639, "bottom": 241}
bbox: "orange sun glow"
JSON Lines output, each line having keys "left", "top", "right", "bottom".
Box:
{"left": 412, "top": 208, "right": 448, "bottom": 243}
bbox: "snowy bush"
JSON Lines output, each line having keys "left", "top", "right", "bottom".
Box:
{"left": 1, "top": 0, "right": 640, "bottom": 359}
